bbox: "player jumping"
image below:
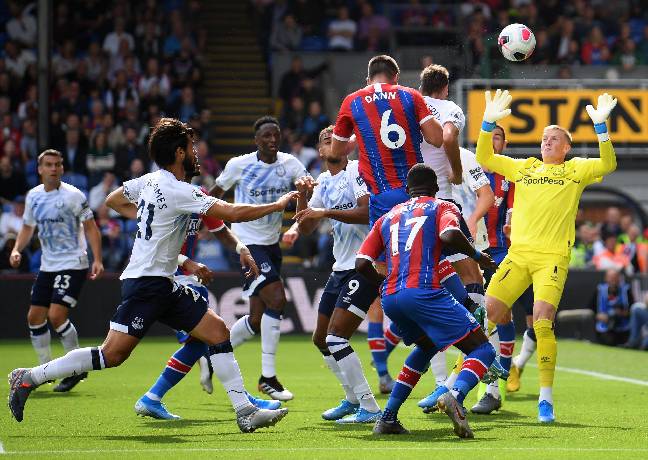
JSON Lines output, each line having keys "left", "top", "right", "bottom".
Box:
{"left": 356, "top": 164, "right": 497, "bottom": 438}
{"left": 294, "top": 126, "right": 381, "bottom": 423}
{"left": 209, "top": 116, "right": 309, "bottom": 401}
{"left": 8, "top": 118, "right": 295, "bottom": 432}
{"left": 9, "top": 149, "right": 104, "bottom": 392}
{"left": 331, "top": 55, "right": 443, "bottom": 392}
{"left": 476, "top": 90, "right": 618, "bottom": 423}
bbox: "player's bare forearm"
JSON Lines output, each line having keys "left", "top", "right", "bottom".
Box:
{"left": 207, "top": 191, "right": 298, "bottom": 222}
{"left": 331, "top": 137, "right": 348, "bottom": 157}
{"left": 443, "top": 123, "right": 462, "bottom": 180}
{"left": 473, "top": 184, "right": 495, "bottom": 220}
{"left": 324, "top": 204, "right": 369, "bottom": 224}
{"left": 212, "top": 226, "right": 241, "bottom": 251}
{"left": 296, "top": 212, "right": 319, "bottom": 235}
{"left": 83, "top": 219, "right": 103, "bottom": 264}
{"left": 421, "top": 118, "right": 443, "bottom": 147}
{"left": 12, "top": 224, "right": 34, "bottom": 253}
{"left": 208, "top": 184, "right": 226, "bottom": 199}
{"left": 106, "top": 186, "right": 137, "bottom": 218}
{"left": 355, "top": 257, "right": 385, "bottom": 288}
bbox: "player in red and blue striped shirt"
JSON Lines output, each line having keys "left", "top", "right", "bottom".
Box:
{"left": 356, "top": 164, "right": 497, "bottom": 438}
{"left": 331, "top": 55, "right": 443, "bottom": 391}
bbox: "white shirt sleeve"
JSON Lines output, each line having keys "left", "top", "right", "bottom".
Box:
{"left": 123, "top": 176, "right": 145, "bottom": 203}
{"left": 442, "top": 102, "right": 465, "bottom": 133}
{"left": 462, "top": 150, "right": 490, "bottom": 192}
{"left": 288, "top": 156, "right": 310, "bottom": 182}
{"left": 214, "top": 157, "right": 242, "bottom": 191}
{"left": 173, "top": 183, "right": 219, "bottom": 215}
{"left": 75, "top": 192, "right": 95, "bottom": 222}
{"left": 308, "top": 177, "right": 324, "bottom": 208}
{"left": 22, "top": 191, "right": 35, "bottom": 226}
{"left": 347, "top": 161, "right": 369, "bottom": 200}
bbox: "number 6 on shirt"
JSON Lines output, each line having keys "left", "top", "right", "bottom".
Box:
{"left": 380, "top": 110, "right": 406, "bottom": 149}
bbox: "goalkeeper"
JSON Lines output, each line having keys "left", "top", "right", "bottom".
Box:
{"left": 475, "top": 90, "right": 618, "bottom": 423}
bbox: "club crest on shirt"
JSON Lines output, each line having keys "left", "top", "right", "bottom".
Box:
{"left": 276, "top": 165, "right": 286, "bottom": 177}
{"left": 260, "top": 262, "right": 271, "bottom": 273}
{"left": 55, "top": 199, "right": 64, "bottom": 208}
{"left": 192, "top": 189, "right": 205, "bottom": 201}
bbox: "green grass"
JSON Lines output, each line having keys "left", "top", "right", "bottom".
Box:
{"left": 1, "top": 335, "right": 647, "bottom": 459}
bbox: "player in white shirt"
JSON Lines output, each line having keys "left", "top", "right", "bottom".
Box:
{"left": 416, "top": 65, "right": 496, "bottom": 409}
{"left": 209, "top": 116, "right": 310, "bottom": 401}
{"left": 294, "top": 126, "right": 381, "bottom": 424}
{"left": 9, "top": 149, "right": 104, "bottom": 393}
{"left": 9, "top": 118, "right": 296, "bottom": 432}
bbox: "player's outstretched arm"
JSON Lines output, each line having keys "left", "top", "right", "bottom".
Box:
{"left": 585, "top": 93, "right": 618, "bottom": 177}
{"left": 9, "top": 223, "right": 34, "bottom": 268}
{"left": 106, "top": 186, "right": 138, "bottom": 219}
{"left": 443, "top": 123, "right": 463, "bottom": 185}
{"left": 178, "top": 254, "right": 216, "bottom": 285}
{"left": 476, "top": 89, "right": 520, "bottom": 177}
{"left": 295, "top": 194, "right": 369, "bottom": 234}
{"left": 206, "top": 190, "right": 299, "bottom": 223}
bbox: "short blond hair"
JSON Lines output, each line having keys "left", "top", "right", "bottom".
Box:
{"left": 543, "top": 125, "right": 572, "bottom": 145}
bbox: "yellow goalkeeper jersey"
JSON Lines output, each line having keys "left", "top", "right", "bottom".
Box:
{"left": 476, "top": 130, "right": 617, "bottom": 256}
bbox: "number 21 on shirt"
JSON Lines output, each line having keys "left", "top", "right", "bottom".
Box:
{"left": 390, "top": 216, "right": 427, "bottom": 255}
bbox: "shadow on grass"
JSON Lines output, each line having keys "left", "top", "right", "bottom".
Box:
{"left": 31, "top": 391, "right": 87, "bottom": 400}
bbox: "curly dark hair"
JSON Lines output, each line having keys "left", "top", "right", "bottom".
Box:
{"left": 253, "top": 115, "right": 280, "bottom": 134}
{"left": 148, "top": 118, "right": 194, "bottom": 167}
{"left": 420, "top": 64, "right": 449, "bottom": 96}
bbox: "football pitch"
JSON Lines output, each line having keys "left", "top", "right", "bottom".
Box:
{"left": 1, "top": 335, "right": 647, "bottom": 459}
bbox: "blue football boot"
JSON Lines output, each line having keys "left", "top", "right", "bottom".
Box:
{"left": 247, "top": 392, "right": 282, "bottom": 410}
{"left": 418, "top": 385, "right": 449, "bottom": 413}
{"left": 134, "top": 395, "right": 181, "bottom": 420}
{"left": 538, "top": 400, "right": 555, "bottom": 423}
{"left": 321, "top": 399, "right": 360, "bottom": 421}
{"left": 336, "top": 408, "right": 382, "bottom": 424}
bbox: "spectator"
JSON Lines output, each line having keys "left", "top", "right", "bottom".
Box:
{"left": 61, "top": 127, "right": 88, "bottom": 175}
{"left": 401, "top": 0, "right": 428, "bottom": 27}
{"left": 52, "top": 40, "right": 79, "bottom": 79}
{"left": 136, "top": 21, "right": 163, "bottom": 61}
{"left": 581, "top": 26, "right": 611, "bottom": 65}
{"left": 5, "top": 1, "right": 37, "bottom": 48}
{"left": 552, "top": 17, "right": 575, "bottom": 62}
{"left": 271, "top": 14, "right": 303, "bottom": 52}
{"left": 617, "top": 225, "right": 648, "bottom": 274}
{"left": 89, "top": 171, "right": 119, "bottom": 212}
{"left": 595, "top": 269, "right": 633, "bottom": 346}
{"left": 96, "top": 203, "right": 127, "bottom": 271}
{"left": 139, "top": 57, "right": 171, "bottom": 99}
{"left": 0, "top": 194, "right": 24, "bottom": 236}
{"left": 530, "top": 29, "right": 552, "bottom": 64}
{"left": 291, "top": 0, "right": 323, "bottom": 36}
{"left": 115, "top": 126, "right": 146, "bottom": 179}
{"left": 289, "top": 137, "right": 318, "bottom": 174}
{"left": 19, "top": 119, "right": 37, "bottom": 160}
{"left": 125, "top": 157, "right": 146, "bottom": 181}
{"left": 103, "top": 17, "right": 135, "bottom": 57}
{"left": 170, "top": 37, "right": 202, "bottom": 90}
{"left": 84, "top": 42, "right": 107, "bottom": 83}
{"left": 0, "top": 156, "right": 27, "bottom": 204}
{"left": 4, "top": 41, "right": 36, "bottom": 80}
{"left": 173, "top": 86, "right": 200, "bottom": 123}
{"left": 357, "top": 3, "right": 390, "bottom": 52}
{"left": 593, "top": 234, "right": 630, "bottom": 273}
{"left": 17, "top": 84, "right": 37, "bottom": 122}
{"left": 571, "top": 223, "right": 597, "bottom": 267}
{"left": 328, "top": 6, "right": 357, "bottom": 51}
{"left": 612, "top": 39, "right": 641, "bottom": 71}
{"left": 601, "top": 207, "right": 623, "bottom": 240}
{"left": 104, "top": 69, "right": 139, "bottom": 121}
{"left": 281, "top": 96, "right": 306, "bottom": 137}
{"left": 300, "top": 77, "right": 324, "bottom": 108}
{"left": 194, "top": 226, "right": 229, "bottom": 271}
{"left": 623, "top": 293, "right": 648, "bottom": 350}
{"left": 301, "top": 101, "right": 329, "bottom": 147}
{"left": 278, "top": 56, "right": 327, "bottom": 106}
{"left": 87, "top": 129, "right": 115, "bottom": 187}
{"left": 163, "top": 17, "right": 189, "bottom": 58}
{"left": 195, "top": 140, "right": 220, "bottom": 179}
{"left": 56, "top": 80, "right": 87, "bottom": 120}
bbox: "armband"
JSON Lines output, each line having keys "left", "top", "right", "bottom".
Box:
{"left": 177, "top": 254, "right": 188, "bottom": 266}
{"left": 235, "top": 242, "right": 246, "bottom": 254}
{"left": 481, "top": 121, "right": 496, "bottom": 132}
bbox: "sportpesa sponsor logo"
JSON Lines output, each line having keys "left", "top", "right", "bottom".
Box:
{"left": 522, "top": 176, "right": 565, "bottom": 186}
{"left": 36, "top": 216, "right": 65, "bottom": 224}
{"left": 249, "top": 186, "right": 290, "bottom": 197}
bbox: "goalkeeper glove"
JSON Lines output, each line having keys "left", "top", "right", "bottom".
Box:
{"left": 482, "top": 89, "right": 512, "bottom": 131}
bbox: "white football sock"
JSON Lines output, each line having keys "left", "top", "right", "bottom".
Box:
{"left": 430, "top": 351, "right": 447, "bottom": 386}
{"left": 323, "top": 354, "right": 358, "bottom": 404}
{"left": 514, "top": 329, "right": 537, "bottom": 369}
{"left": 29, "top": 321, "right": 52, "bottom": 364}
{"left": 539, "top": 386, "right": 553, "bottom": 404}
{"left": 444, "top": 368, "right": 459, "bottom": 390}
{"left": 230, "top": 315, "right": 255, "bottom": 348}
{"left": 327, "top": 335, "right": 380, "bottom": 413}
{"left": 30, "top": 346, "right": 105, "bottom": 385}
{"left": 261, "top": 313, "right": 281, "bottom": 378}
{"left": 209, "top": 350, "right": 253, "bottom": 412}
{"left": 56, "top": 320, "right": 79, "bottom": 353}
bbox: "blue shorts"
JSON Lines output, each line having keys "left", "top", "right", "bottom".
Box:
{"left": 110, "top": 277, "right": 208, "bottom": 339}
{"left": 318, "top": 270, "right": 378, "bottom": 319}
{"left": 31, "top": 269, "right": 88, "bottom": 308}
{"left": 369, "top": 187, "right": 410, "bottom": 227}
{"left": 243, "top": 243, "right": 282, "bottom": 298}
{"left": 176, "top": 283, "right": 209, "bottom": 343}
{"left": 381, "top": 288, "right": 480, "bottom": 350}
